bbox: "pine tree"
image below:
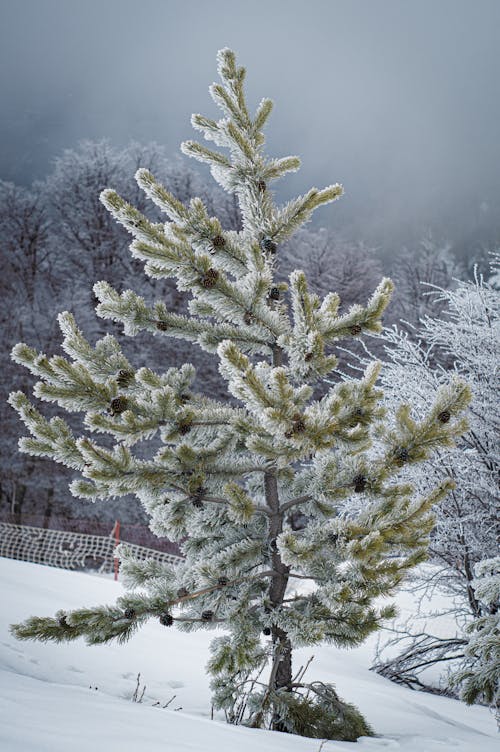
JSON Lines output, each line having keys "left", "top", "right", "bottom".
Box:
{"left": 9, "top": 49, "right": 471, "bottom": 739}
{"left": 451, "top": 557, "right": 500, "bottom": 728}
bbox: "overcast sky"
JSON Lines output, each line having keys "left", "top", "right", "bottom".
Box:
{"left": 1, "top": 0, "right": 499, "bottom": 250}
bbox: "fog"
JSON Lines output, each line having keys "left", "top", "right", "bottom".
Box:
{"left": 1, "top": 0, "right": 499, "bottom": 253}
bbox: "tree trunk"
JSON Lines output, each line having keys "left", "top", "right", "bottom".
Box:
{"left": 273, "top": 628, "right": 292, "bottom": 689}
{"left": 264, "top": 467, "right": 292, "bottom": 730}
{"left": 264, "top": 343, "right": 293, "bottom": 730}
{"left": 270, "top": 627, "right": 292, "bottom": 731}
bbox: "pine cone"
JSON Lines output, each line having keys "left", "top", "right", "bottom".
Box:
{"left": 178, "top": 419, "right": 192, "bottom": 435}
{"left": 201, "top": 610, "right": 214, "bottom": 622}
{"left": 116, "top": 369, "right": 134, "bottom": 388}
{"left": 262, "top": 627, "right": 271, "bottom": 636}
{"left": 438, "top": 410, "right": 451, "bottom": 423}
{"left": 156, "top": 320, "right": 169, "bottom": 331}
{"left": 327, "top": 532, "right": 339, "bottom": 545}
{"left": 243, "top": 311, "right": 254, "bottom": 325}
{"left": 58, "top": 614, "right": 68, "bottom": 628}
{"left": 159, "top": 612, "right": 173, "bottom": 626}
{"left": 260, "top": 236, "right": 277, "bottom": 254}
{"left": 191, "top": 486, "right": 205, "bottom": 508}
{"left": 124, "top": 608, "right": 136, "bottom": 620}
{"left": 257, "top": 180, "right": 267, "bottom": 192}
{"left": 394, "top": 447, "right": 410, "bottom": 464}
{"left": 291, "top": 413, "right": 306, "bottom": 433}
{"left": 350, "top": 324, "right": 362, "bottom": 335}
{"left": 349, "top": 407, "right": 365, "bottom": 426}
{"left": 109, "top": 396, "right": 128, "bottom": 415}
{"left": 176, "top": 587, "right": 189, "bottom": 599}
{"left": 353, "top": 474, "right": 367, "bottom": 493}
{"left": 200, "top": 268, "right": 219, "bottom": 288}
{"left": 269, "top": 286, "right": 280, "bottom": 300}
{"left": 217, "top": 576, "right": 228, "bottom": 587}
{"left": 304, "top": 352, "right": 313, "bottom": 362}
{"left": 212, "top": 234, "right": 226, "bottom": 249}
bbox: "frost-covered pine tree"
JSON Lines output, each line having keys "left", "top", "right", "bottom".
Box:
{"left": 9, "top": 50, "right": 471, "bottom": 739}
{"left": 451, "top": 557, "right": 500, "bottom": 728}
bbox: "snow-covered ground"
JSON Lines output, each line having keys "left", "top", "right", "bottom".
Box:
{"left": 0, "top": 557, "right": 497, "bottom": 752}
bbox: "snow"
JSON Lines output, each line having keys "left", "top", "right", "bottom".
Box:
{"left": 0, "top": 558, "right": 497, "bottom": 751}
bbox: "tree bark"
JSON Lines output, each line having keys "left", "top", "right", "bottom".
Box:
{"left": 265, "top": 468, "right": 292, "bottom": 729}
{"left": 263, "top": 343, "right": 293, "bottom": 729}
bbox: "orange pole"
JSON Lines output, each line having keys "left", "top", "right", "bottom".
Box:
{"left": 114, "top": 520, "right": 120, "bottom": 581}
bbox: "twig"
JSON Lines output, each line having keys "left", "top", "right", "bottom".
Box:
{"left": 292, "top": 654, "right": 314, "bottom": 685}
{"left": 131, "top": 672, "right": 146, "bottom": 703}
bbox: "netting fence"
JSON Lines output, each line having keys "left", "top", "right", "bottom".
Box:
{"left": 0, "top": 513, "right": 182, "bottom": 554}
{"left": 0, "top": 521, "right": 183, "bottom": 575}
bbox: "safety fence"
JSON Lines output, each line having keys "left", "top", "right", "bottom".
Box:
{"left": 0, "top": 514, "right": 181, "bottom": 555}
{"left": 0, "top": 522, "right": 183, "bottom": 576}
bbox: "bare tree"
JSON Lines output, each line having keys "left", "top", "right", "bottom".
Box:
{"left": 370, "top": 257, "right": 499, "bottom": 697}
{"left": 389, "top": 232, "right": 462, "bottom": 331}
{"left": 279, "top": 227, "right": 382, "bottom": 309}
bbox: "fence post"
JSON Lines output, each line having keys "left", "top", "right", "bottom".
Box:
{"left": 113, "top": 520, "right": 120, "bottom": 581}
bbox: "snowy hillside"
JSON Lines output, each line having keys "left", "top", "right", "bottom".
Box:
{"left": 0, "top": 558, "right": 497, "bottom": 752}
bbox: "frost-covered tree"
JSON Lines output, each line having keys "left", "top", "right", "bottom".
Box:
{"left": 45, "top": 139, "right": 240, "bottom": 289}
{"left": 279, "top": 228, "right": 386, "bottom": 374}
{"left": 389, "top": 232, "right": 462, "bottom": 334}
{"left": 9, "top": 50, "right": 471, "bottom": 739}
{"left": 381, "top": 259, "right": 499, "bottom": 601}
{"left": 0, "top": 180, "right": 51, "bottom": 314}
{"left": 451, "top": 557, "right": 500, "bottom": 728}
{"left": 1, "top": 141, "right": 242, "bottom": 522}
{"left": 0, "top": 179, "right": 58, "bottom": 521}
{"left": 279, "top": 227, "right": 382, "bottom": 311}
{"left": 370, "top": 257, "right": 499, "bottom": 696}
